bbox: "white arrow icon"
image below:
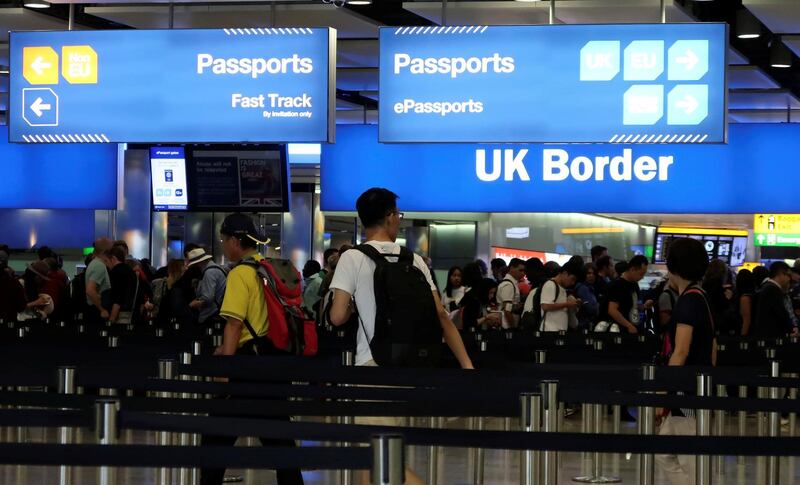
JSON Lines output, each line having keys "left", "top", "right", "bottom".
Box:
{"left": 30, "top": 56, "right": 52, "bottom": 76}
{"left": 757, "top": 234, "right": 766, "bottom": 244}
{"left": 676, "top": 49, "right": 699, "bottom": 71}
{"left": 30, "top": 97, "right": 52, "bottom": 117}
{"left": 675, "top": 95, "right": 698, "bottom": 114}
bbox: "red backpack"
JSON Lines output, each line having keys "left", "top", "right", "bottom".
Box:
{"left": 239, "top": 257, "right": 318, "bottom": 357}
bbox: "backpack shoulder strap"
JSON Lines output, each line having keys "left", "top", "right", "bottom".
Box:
{"left": 355, "top": 244, "right": 391, "bottom": 267}
{"left": 396, "top": 247, "right": 415, "bottom": 265}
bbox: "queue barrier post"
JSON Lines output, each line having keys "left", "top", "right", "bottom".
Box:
{"left": 95, "top": 398, "right": 120, "bottom": 485}
{"left": 789, "top": 373, "right": 798, "bottom": 438}
{"left": 714, "top": 383, "right": 726, "bottom": 477}
{"left": 541, "top": 380, "right": 559, "bottom": 485}
{"left": 427, "top": 416, "right": 443, "bottom": 485}
{"left": 520, "top": 393, "right": 542, "bottom": 485}
{"left": 178, "top": 352, "right": 194, "bottom": 485}
{"left": 638, "top": 364, "right": 656, "bottom": 485}
{"left": 57, "top": 366, "right": 76, "bottom": 485}
{"left": 737, "top": 384, "right": 747, "bottom": 465}
{"left": 766, "top": 361, "right": 781, "bottom": 485}
{"left": 472, "top": 416, "right": 486, "bottom": 485}
{"left": 371, "top": 434, "right": 404, "bottom": 485}
{"left": 342, "top": 350, "right": 355, "bottom": 485}
{"left": 157, "top": 359, "right": 176, "bottom": 485}
{"left": 696, "top": 374, "right": 712, "bottom": 485}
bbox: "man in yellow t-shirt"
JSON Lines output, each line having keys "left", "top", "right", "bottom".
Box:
{"left": 201, "top": 213, "right": 304, "bottom": 485}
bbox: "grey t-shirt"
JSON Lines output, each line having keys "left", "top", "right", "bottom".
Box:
{"left": 85, "top": 258, "right": 111, "bottom": 307}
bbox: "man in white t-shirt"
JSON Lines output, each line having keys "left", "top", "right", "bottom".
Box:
{"left": 497, "top": 258, "right": 525, "bottom": 328}
{"left": 328, "top": 188, "right": 474, "bottom": 485}
{"left": 540, "top": 260, "right": 584, "bottom": 332}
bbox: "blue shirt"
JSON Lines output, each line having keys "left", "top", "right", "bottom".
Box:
{"left": 196, "top": 262, "right": 227, "bottom": 324}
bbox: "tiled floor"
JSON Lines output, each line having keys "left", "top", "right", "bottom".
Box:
{"left": 1, "top": 412, "right": 798, "bottom": 484}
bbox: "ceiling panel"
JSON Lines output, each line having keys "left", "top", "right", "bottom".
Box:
{"left": 337, "top": 68, "right": 377, "bottom": 91}
{"left": 743, "top": 0, "right": 800, "bottom": 35}
{"left": 596, "top": 213, "right": 755, "bottom": 229}
{"left": 728, "top": 65, "right": 781, "bottom": 89}
{"left": 0, "top": 43, "right": 7, "bottom": 66}
{"left": 728, "top": 48, "right": 749, "bottom": 65}
{"left": 0, "top": 8, "right": 88, "bottom": 43}
{"left": 404, "top": 0, "right": 692, "bottom": 26}
{"left": 338, "top": 39, "right": 378, "bottom": 68}
{"left": 785, "top": 35, "right": 800, "bottom": 58}
{"left": 729, "top": 109, "right": 800, "bottom": 123}
{"left": 85, "top": 4, "right": 378, "bottom": 38}
{"left": 0, "top": 92, "right": 6, "bottom": 111}
{"left": 729, "top": 89, "right": 800, "bottom": 110}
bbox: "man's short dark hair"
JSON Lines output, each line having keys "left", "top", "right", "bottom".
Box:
{"left": 666, "top": 237, "right": 709, "bottom": 282}
{"left": 615, "top": 261, "right": 629, "bottom": 275}
{"left": 596, "top": 255, "right": 613, "bottom": 272}
{"left": 770, "top": 261, "right": 792, "bottom": 279}
{"left": 590, "top": 245, "right": 607, "bottom": 260}
{"left": 37, "top": 246, "right": 55, "bottom": 261}
{"left": 107, "top": 246, "right": 126, "bottom": 264}
{"left": 356, "top": 188, "right": 399, "bottom": 229}
{"left": 561, "top": 259, "right": 585, "bottom": 279}
{"left": 628, "top": 255, "right": 649, "bottom": 269}
{"left": 491, "top": 258, "right": 507, "bottom": 270}
{"left": 508, "top": 258, "right": 525, "bottom": 269}
{"left": 323, "top": 248, "right": 339, "bottom": 265}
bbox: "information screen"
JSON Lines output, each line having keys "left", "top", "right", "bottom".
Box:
{"left": 653, "top": 231, "right": 747, "bottom": 267}
{"left": 9, "top": 28, "right": 336, "bottom": 143}
{"left": 150, "top": 147, "right": 188, "bottom": 211}
{"left": 189, "top": 147, "right": 289, "bottom": 212}
{"left": 380, "top": 23, "right": 727, "bottom": 143}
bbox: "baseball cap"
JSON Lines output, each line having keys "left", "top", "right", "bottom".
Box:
{"left": 793, "top": 259, "right": 800, "bottom": 274}
{"left": 220, "top": 213, "right": 270, "bottom": 245}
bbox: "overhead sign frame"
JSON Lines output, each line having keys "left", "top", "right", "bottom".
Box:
{"left": 9, "top": 27, "right": 337, "bottom": 144}
{"left": 378, "top": 23, "right": 728, "bottom": 144}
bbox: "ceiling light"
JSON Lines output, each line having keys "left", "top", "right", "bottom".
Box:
{"left": 23, "top": 0, "right": 50, "bottom": 8}
{"left": 347, "top": 0, "right": 372, "bottom": 4}
{"left": 770, "top": 39, "right": 793, "bottom": 68}
{"left": 736, "top": 10, "right": 760, "bottom": 39}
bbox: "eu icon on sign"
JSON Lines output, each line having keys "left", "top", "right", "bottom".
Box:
{"left": 22, "top": 87, "right": 59, "bottom": 127}
{"left": 624, "top": 41, "right": 664, "bottom": 81}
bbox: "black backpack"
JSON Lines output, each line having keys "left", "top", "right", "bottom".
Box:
{"left": 356, "top": 244, "right": 443, "bottom": 367}
{"left": 520, "top": 280, "right": 560, "bottom": 331}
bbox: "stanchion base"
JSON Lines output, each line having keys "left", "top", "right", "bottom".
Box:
{"left": 222, "top": 476, "right": 244, "bottom": 483}
{"left": 572, "top": 475, "right": 622, "bottom": 483}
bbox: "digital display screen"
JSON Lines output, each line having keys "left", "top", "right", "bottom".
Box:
{"left": 654, "top": 232, "right": 747, "bottom": 267}
{"left": 189, "top": 146, "right": 289, "bottom": 212}
{"left": 150, "top": 147, "right": 188, "bottom": 211}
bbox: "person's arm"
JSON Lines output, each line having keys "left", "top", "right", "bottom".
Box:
{"left": 668, "top": 324, "right": 693, "bottom": 366}
{"left": 608, "top": 301, "right": 637, "bottom": 333}
{"left": 86, "top": 279, "right": 109, "bottom": 319}
{"left": 329, "top": 288, "right": 354, "bottom": 326}
{"left": 26, "top": 295, "right": 49, "bottom": 308}
{"left": 578, "top": 286, "right": 599, "bottom": 317}
{"left": 740, "top": 295, "right": 752, "bottom": 336}
{"left": 110, "top": 303, "right": 121, "bottom": 323}
{"left": 191, "top": 273, "right": 214, "bottom": 310}
{"left": 541, "top": 282, "right": 578, "bottom": 312}
{"left": 220, "top": 317, "right": 244, "bottom": 356}
{"left": 432, "top": 291, "right": 474, "bottom": 369}
{"left": 497, "top": 282, "right": 516, "bottom": 326}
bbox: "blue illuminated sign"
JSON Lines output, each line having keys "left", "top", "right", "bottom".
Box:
{"left": 379, "top": 24, "right": 727, "bottom": 143}
{"left": 0, "top": 129, "right": 117, "bottom": 209}
{"left": 322, "top": 124, "right": 800, "bottom": 214}
{"left": 9, "top": 28, "right": 336, "bottom": 143}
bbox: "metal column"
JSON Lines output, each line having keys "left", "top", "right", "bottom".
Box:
{"left": 696, "top": 374, "right": 712, "bottom": 485}
{"left": 372, "top": 434, "right": 404, "bottom": 485}
{"left": 639, "top": 364, "right": 656, "bottom": 485}
{"left": 342, "top": 350, "right": 355, "bottom": 485}
{"left": 541, "top": 380, "right": 559, "bottom": 485}
{"left": 57, "top": 367, "right": 76, "bottom": 485}
{"left": 714, "top": 384, "right": 727, "bottom": 477}
{"left": 520, "top": 393, "right": 542, "bottom": 485}
{"left": 766, "top": 361, "right": 781, "bottom": 485}
{"left": 95, "top": 399, "right": 119, "bottom": 485}
{"left": 157, "top": 359, "right": 176, "bottom": 485}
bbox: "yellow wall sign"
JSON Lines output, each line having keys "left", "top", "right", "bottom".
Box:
{"left": 754, "top": 214, "right": 800, "bottom": 234}
{"left": 22, "top": 46, "right": 59, "bottom": 85}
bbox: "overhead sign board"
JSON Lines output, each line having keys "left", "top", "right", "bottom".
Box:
{"left": 322, "top": 124, "right": 799, "bottom": 214}
{"left": 10, "top": 28, "right": 336, "bottom": 143}
{"left": 754, "top": 214, "right": 800, "bottom": 247}
{"left": 379, "top": 23, "right": 727, "bottom": 143}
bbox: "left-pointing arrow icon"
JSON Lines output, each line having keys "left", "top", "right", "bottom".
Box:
{"left": 30, "top": 56, "right": 52, "bottom": 76}
{"left": 31, "top": 97, "right": 52, "bottom": 117}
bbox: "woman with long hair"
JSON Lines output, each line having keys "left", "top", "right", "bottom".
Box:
{"left": 441, "top": 266, "right": 467, "bottom": 312}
